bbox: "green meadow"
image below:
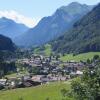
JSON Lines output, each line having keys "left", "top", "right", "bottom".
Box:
{"left": 44, "top": 44, "right": 52, "bottom": 56}
{"left": 60, "top": 52, "right": 100, "bottom": 62}
{"left": 0, "top": 81, "right": 73, "bottom": 100}
{"left": 34, "top": 44, "right": 52, "bottom": 56}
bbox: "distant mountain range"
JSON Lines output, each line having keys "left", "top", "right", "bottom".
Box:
{"left": 52, "top": 3, "right": 100, "bottom": 54}
{"left": 14, "top": 2, "right": 94, "bottom": 47}
{"left": 0, "top": 17, "right": 29, "bottom": 39}
{"left": 0, "top": 34, "right": 16, "bottom": 51}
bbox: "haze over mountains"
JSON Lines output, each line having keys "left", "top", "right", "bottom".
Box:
{"left": 0, "top": 17, "right": 29, "bottom": 39}
{"left": 52, "top": 3, "right": 100, "bottom": 54}
{"left": 0, "top": 1, "right": 98, "bottom": 54}
{"left": 14, "top": 2, "right": 94, "bottom": 47}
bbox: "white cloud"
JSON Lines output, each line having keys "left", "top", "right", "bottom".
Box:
{"left": 0, "top": 10, "right": 40, "bottom": 27}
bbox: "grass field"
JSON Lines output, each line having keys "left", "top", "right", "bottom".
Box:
{"left": 34, "top": 44, "right": 52, "bottom": 56}
{"left": 0, "top": 81, "right": 73, "bottom": 100}
{"left": 44, "top": 44, "right": 52, "bottom": 56}
{"left": 5, "top": 73, "right": 18, "bottom": 78}
{"left": 60, "top": 52, "right": 100, "bottom": 62}
{"left": 34, "top": 47, "right": 41, "bottom": 54}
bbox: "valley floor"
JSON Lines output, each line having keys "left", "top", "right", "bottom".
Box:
{"left": 0, "top": 81, "right": 73, "bottom": 100}
{"left": 1, "top": 52, "right": 100, "bottom": 100}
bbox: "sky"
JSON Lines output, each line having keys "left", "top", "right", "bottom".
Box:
{"left": 0, "top": 0, "right": 99, "bottom": 27}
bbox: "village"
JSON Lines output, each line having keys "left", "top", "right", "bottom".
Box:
{"left": 0, "top": 54, "right": 94, "bottom": 90}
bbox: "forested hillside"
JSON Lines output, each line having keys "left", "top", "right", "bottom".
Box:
{"left": 0, "top": 34, "right": 16, "bottom": 51}
{"left": 52, "top": 3, "right": 100, "bottom": 54}
{"left": 14, "top": 2, "right": 93, "bottom": 47}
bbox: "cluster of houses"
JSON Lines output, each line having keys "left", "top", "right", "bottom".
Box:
{"left": 0, "top": 54, "right": 85, "bottom": 90}
{"left": 0, "top": 74, "right": 70, "bottom": 90}
{"left": 17, "top": 54, "right": 84, "bottom": 75}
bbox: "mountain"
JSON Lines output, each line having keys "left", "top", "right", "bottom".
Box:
{"left": 14, "top": 2, "right": 94, "bottom": 47}
{"left": 52, "top": 3, "right": 100, "bottom": 54}
{"left": 0, "top": 34, "right": 16, "bottom": 51}
{"left": 0, "top": 17, "right": 29, "bottom": 39}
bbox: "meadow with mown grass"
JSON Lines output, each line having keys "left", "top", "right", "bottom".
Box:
{"left": 60, "top": 52, "right": 100, "bottom": 62}
{"left": 0, "top": 81, "right": 73, "bottom": 100}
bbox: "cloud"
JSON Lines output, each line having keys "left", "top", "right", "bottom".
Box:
{"left": 0, "top": 10, "right": 40, "bottom": 27}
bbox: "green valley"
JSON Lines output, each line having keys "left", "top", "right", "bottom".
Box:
{"left": 0, "top": 81, "right": 72, "bottom": 100}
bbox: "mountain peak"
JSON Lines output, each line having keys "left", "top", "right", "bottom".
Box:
{"left": 1, "top": 17, "right": 7, "bottom": 20}
{"left": 68, "top": 2, "right": 81, "bottom": 6}
{"left": 0, "top": 17, "right": 29, "bottom": 39}
{"left": 0, "top": 17, "right": 15, "bottom": 23}
{"left": 57, "top": 2, "right": 93, "bottom": 16}
{"left": 52, "top": 3, "right": 100, "bottom": 53}
{"left": 15, "top": 2, "right": 94, "bottom": 47}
